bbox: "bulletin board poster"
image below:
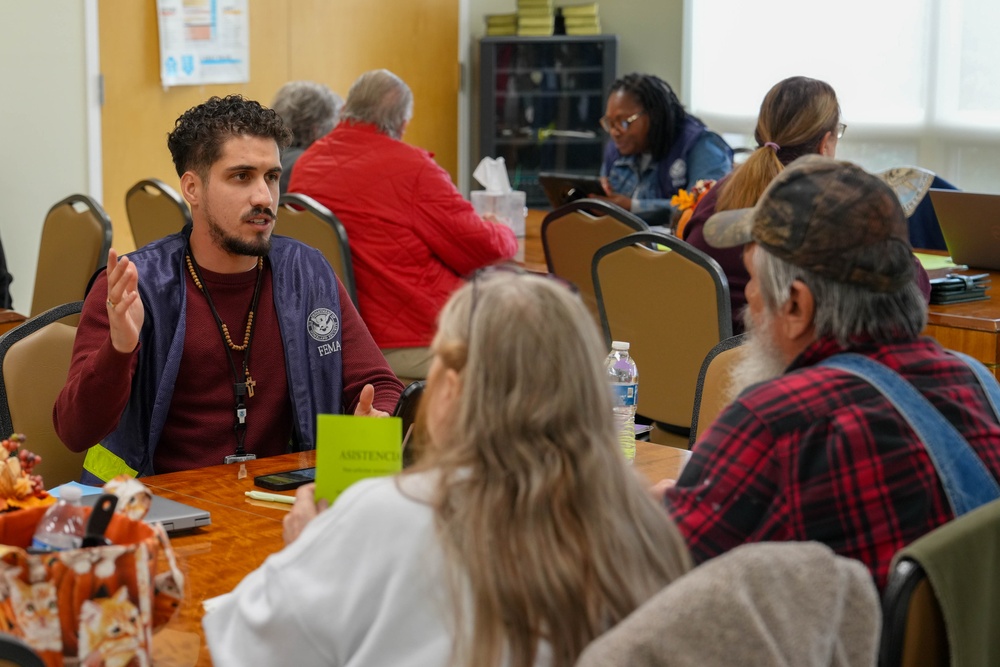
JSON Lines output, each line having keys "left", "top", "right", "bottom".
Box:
{"left": 156, "top": 0, "right": 249, "bottom": 87}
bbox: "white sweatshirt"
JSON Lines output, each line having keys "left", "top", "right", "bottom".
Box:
{"left": 203, "top": 473, "right": 456, "bottom": 667}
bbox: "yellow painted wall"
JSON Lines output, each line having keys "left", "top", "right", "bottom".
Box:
{"left": 100, "top": 0, "right": 459, "bottom": 252}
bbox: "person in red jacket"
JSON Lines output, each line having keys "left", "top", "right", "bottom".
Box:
{"left": 290, "top": 69, "right": 518, "bottom": 381}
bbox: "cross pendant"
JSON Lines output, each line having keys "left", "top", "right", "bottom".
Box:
{"left": 246, "top": 374, "right": 256, "bottom": 398}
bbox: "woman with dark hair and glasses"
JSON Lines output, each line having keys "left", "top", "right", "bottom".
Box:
{"left": 596, "top": 72, "right": 732, "bottom": 223}
{"left": 204, "top": 268, "right": 692, "bottom": 667}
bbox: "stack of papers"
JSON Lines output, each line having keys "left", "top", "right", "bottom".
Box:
{"left": 486, "top": 13, "right": 517, "bottom": 36}
{"left": 517, "top": 0, "right": 554, "bottom": 35}
{"left": 559, "top": 2, "right": 601, "bottom": 35}
{"left": 914, "top": 252, "right": 968, "bottom": 281}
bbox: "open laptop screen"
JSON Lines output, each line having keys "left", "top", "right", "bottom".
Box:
{"left": 929, "top": 189, "right": 1000, "bottom": 271}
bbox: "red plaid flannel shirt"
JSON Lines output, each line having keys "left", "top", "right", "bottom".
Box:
{"left": 664, "top": 335, "right": 1000, "bottom": 589}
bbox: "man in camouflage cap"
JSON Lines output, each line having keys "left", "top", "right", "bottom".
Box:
{"left": 661, "top": 155, "right": 1000, "bottom": 590}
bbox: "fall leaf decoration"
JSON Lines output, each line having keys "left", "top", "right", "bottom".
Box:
{"left": 0, "top": 434, "right": 54, "bottom": 512}
{"left": 670, "top": 179, "right": 716, "bottom": 212}
{"left": 671, "top": 179, "right": 716, "bottom": 239}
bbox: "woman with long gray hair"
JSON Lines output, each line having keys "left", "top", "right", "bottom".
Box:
{"left": 204, "top": 268, "right": 691, "bottom": 667}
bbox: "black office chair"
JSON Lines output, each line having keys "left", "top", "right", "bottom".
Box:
{"left": 393, "top": 381, "right": 425, "bottom": 468}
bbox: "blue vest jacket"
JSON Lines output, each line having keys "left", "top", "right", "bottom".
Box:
{"left": 602, "top": 115, "right": 715, "bottom": 197}
{"left": 82, "top": 227, "right": 344, "bottom": 484}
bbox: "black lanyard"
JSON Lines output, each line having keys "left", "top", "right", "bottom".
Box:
{"left": 185, "top": 249, "right": 264, "bottom": 462}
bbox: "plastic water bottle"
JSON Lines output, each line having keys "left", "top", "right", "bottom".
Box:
{"left": 32, "top": 485, "right": 86, "bottom": 551}
{"left": 606, "top": 341, "right": 638, "bottom": 463}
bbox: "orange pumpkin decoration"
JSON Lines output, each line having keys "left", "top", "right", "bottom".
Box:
{"left": 0, "top": 505, "right": 184, "bottom": 664}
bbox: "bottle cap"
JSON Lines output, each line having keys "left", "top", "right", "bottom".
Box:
{"left": 59, "top": 486, "right": 83, "bottom": 503}
{"left": 611, "top": 341, "right": 630, "bottom": 351}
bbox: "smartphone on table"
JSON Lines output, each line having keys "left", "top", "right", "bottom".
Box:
{"left": 254, "top": 467, "right": 316, "bottom": 491}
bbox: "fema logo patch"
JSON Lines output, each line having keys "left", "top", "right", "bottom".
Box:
{"left": 669, "top": 158, "right": 687, "bottom": 186}
{"left": 307, "top": 308, "right": 339, "bottom": 342}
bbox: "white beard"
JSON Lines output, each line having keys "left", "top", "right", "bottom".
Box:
{"left": 726, "top": 305, "right": 789, "bottom": 402}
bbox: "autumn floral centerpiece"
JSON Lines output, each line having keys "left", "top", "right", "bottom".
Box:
{"left": 0, "top": 434, "right": 55, "bottom": 512}
{"left": 671, "top": 179, "right": 716, "bottom": 238}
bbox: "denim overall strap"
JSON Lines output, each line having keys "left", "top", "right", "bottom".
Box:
{"left": 948, "top": 350, "right": 1000, "bottom": 424}
{"left": 819, "top": 353, "right": 1000, "bottom": 517}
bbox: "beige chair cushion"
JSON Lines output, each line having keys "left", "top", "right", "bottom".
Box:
{"left": 126, "top": 178, "right": 191, "bottom": 248}
{"left": 3, "top": 321, "right": 86, "bottom": 486}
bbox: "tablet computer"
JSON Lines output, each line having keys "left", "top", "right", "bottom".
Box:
{"left": 538, "top": 172, "right": 606, "bottom": 208}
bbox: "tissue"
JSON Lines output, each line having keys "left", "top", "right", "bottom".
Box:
{"left": 471, "top": 157, "right": 526, "bottom": 237}
{"left": 473, "top": 156, "right": 512, "bottom": 194}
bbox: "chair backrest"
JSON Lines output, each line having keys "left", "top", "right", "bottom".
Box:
{"left": 277, "top": 193, "right": 358, "bottom": 308}
{"left": 393, "top": 380, "right": 425, "bottom": 468}
{"left": 689, "top": 333, "right": 747, "bottom": 446}
{"left": 0, "top": 632, "right": 45, "bottom": 667}
{"left": 880, "top": 497, "right": 1000, "bottom": 667}
{"left": 125, "top": 177, "right": 192, "bottom": 249}
{"left": 30, "top": 195, "right": 112, "bottom": 319}
{"left": 576, "top": 542, "right": 880, "bottom": 667}
{"left": 0, "top": 301, "right": 86, "bottom": 487}
{"left": 593, "top": 231, "right": 731, "bottom": 432}
{"left": 880, "top": 561, "right": 948, "bottom": 667}
{"left": 541, "top": 199, "right": 648, "bottom": 323}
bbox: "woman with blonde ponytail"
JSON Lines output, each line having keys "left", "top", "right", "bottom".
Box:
{"left": 683, "top": 76, "right": 842, "bottom": 331}
{"left": 204, "top": 268, "right": 692, "bottom": 667}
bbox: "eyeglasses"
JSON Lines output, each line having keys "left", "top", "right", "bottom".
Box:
{"left": 836, "top": 122, "right": 847, "bottom": 139}
{"left": 599, "top": 111, "right": 645, "bottom": 134}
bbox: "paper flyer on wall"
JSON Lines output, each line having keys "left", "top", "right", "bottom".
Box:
{"left": 156, "top": 0, "right": 249, "bottom": 88}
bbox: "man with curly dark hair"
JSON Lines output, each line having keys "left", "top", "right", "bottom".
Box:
{"left": 56, "top": 95, "right": 403, "bottom": 483}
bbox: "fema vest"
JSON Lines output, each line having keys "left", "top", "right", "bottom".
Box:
{"left": 602, "top": 115, "right": 712, "bottom": 197}
{"left": 82, "top": 227, "right": 344, "bottom": 484}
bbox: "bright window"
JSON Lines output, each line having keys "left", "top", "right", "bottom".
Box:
{"left": 684, "top": 0, "right": 1000, "bottom": 193}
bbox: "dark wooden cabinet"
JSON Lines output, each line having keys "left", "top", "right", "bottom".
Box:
{"left": 479, "top": 36, "right": 618, "bottom": 208}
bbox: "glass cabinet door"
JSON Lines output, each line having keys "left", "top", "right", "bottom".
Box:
{"left": 480, "top": 36, "right": 618, "bottom": 208}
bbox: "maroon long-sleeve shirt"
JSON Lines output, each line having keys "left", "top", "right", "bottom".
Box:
{"left": 54, "top": 262, "right": 402, "bottom": 474}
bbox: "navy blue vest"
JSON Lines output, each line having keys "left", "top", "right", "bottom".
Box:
{"left": 602, "top": 115, "right": 711, "bottom": 197}
{"left": 82, "top": 227, "right": 344, "bottom": 484}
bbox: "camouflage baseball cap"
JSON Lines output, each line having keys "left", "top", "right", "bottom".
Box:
{"left": 703, "top": 155, "right": 914, "bottom": 293}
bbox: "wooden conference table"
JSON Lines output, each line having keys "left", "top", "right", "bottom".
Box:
{"left": 144, "top": 441, "right": 690, "bottom": 666}
{"left": 922, "top": 265, "right": 1000, "bottom": 380}
{"left": 0, "top": 309, "right": 26, "bottom": 336}
{"left": 516, "top": 209, "right": 1000, "bottom": 379}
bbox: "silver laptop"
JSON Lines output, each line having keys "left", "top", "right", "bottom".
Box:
{"left": 81, "top": 491, "right": 211, "bottom": 533}
{"left": 929, "top": 189, "right": 1000, "bottom": 270}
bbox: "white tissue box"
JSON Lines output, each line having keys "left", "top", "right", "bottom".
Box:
{"left": 471, "top": 190, "right": 527, "bottom": 238}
